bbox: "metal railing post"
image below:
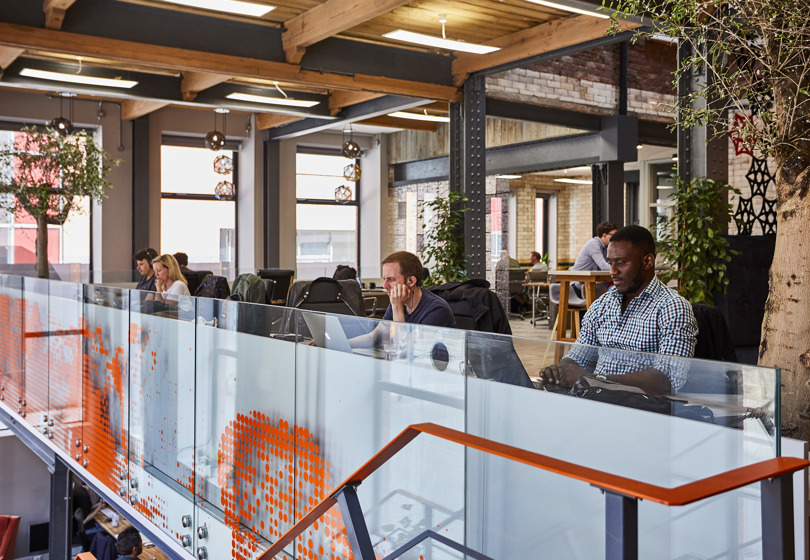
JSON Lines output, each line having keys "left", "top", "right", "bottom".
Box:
{"left": 604, "top": 490, "right": 638, "bottom": 560}
{"left": 337, "top": 484, "right": 376, "bottom": 560}
{"left": 761, "top": 473, "right": 795, "bottom": 559}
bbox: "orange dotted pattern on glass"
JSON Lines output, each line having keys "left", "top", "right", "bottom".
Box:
{"left": 217, "top": 412, "right": 355, "bottom": 560}
{"left": 48, "top": 307, "right": 84, "bottom": 456}
{"left": 23, "top": 297, "right": 50, "bottom": 427}
{"left": 0, "top": 293, "right": 25, "bottom": 407}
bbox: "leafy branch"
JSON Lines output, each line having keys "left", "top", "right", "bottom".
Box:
{"left": 418, "top": 191, "right": 468, "bottom": 286}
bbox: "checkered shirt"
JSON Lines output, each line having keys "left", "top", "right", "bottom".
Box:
{"left": 566, "top": 276, "right": 697, "bottom": 391}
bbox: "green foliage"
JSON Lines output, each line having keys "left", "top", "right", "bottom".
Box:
{"left": 419, "top": 191, "right": 468, "bottom": 286}
{"left": 655, "top": 177, "right": 740, "bottom": 305}
{"left": 0, "top": 126, "right": 117, "bottom": 223}
{"left": 604, "top": 0, "right": 810, "bottom": 160}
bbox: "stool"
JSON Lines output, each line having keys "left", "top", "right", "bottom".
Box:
{"left": 549, "top": 282, "right": 586, "bottom": 340}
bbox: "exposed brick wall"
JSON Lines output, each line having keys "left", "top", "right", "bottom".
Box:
{"left": 556, "top": 182, "right": 593, "bottom": 263}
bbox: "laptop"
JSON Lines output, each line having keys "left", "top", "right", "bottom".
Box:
{"left": 303, "top": 313, "right": 390, "bottom": 359}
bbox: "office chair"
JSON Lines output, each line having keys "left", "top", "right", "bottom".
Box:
{"left": 507, "top": 267, "right": 529, "bottom": 319}
{"left": 257, "top": 269, "right": 295, "bottom": 304}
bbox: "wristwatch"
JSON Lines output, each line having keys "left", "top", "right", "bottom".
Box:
{"left": 593, "top": 374, "right": 607, "bottom": 381}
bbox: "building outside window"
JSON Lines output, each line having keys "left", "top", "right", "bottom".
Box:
{"left": 0, "top": 128, "right": 91, "bottom": 279}
{"left": 160, "top": 139, "right": 237, "bottom": 279}
{"left": 296, "top": 150, "right": 359, "bottom": 280}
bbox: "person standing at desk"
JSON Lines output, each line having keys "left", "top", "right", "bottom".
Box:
{"left": 116, "top": 527, "right": 143, "bottom": 559}
{"left": 570, "top": 221, "right": 617, "bottom": 298}
{"left": 541, "top": 225, "right": 697, "bottom": 395}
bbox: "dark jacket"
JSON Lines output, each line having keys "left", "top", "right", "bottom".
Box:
{"left": 428, "top": 279, "right": 512, "bottom": 335}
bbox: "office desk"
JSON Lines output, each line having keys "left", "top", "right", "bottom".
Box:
{"left": 93, "top": 510, "right": 170, "bottom": 560}
{"left": 522, "top": 281, "right": 549, "bottom": 327}
{"left": 548, "top": 269, "right": 611, "bottom": 342}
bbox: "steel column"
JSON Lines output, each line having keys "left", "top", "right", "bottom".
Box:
{"left": 676, "top": 41, "right": 728, "bottom": 185}
{"left": 49, "top": 455, "right": 72, "bottom": 560}
{"left": 760, "top": 474, "right": 795, "bottom": 559}
{"left": 460, "top": 75, "right": 487, "bottom": 279}
{"left": 131, "top": 115, "right": 150, "bottom": 279}
{"left": 592, "top": 161, "right": 625, "bottom": 228}
{"left": 604, "top": 490, "right": 638, "bottom": 560}
{"left": 263, "top": 138, "right": 280, "bottom": 268}
{"left": 336, "top": 485, "right": 376, "bottom": 560}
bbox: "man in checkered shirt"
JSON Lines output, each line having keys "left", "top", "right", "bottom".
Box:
{"left": 541, "top": 225, "right": 697, "bottom": 395}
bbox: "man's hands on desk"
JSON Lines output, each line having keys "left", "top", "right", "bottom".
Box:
{"left": 539, "top": 357, "right": 588, "bottom": 390}
{"left": 540, "top": 358, "right": 673, "bottom": 395}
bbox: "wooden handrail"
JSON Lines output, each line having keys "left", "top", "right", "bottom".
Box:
{"left": 258, "top": 422, "right": 809, "bottom": 559}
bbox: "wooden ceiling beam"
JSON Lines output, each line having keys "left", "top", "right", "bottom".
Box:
{"left": 359, "top": 115, "right": 437, "bottom": 132}
{"left": 43, "top": 0, "right": 77, "bottom": 30}
{"left": 255, "top": 113, "right": 304, "bottom": 130}
{"left": 452, "top": 15, "right": 642, "bottom": 85}
{"left": 0, "top": 47, "right": 24, "bottom": 74}
{"left": 0, "top": 23, "right": 461, "bottom": 102}
{"left": 121, "top": 99, "right": 169, "bottom": 120}
{"left": 182, "top": 71, "right": 231, "bottom": 101}
{"left": 328, "top": 90, "right": 383, "bottom": 116}
{"left": 283, "top": 0, "right": 411, "bottom": 64}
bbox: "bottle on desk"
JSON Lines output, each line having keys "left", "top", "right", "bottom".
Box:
{"left": 111, "top": 513, "right": 120, "bottom": 528}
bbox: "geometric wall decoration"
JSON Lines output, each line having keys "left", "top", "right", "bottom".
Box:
{"left": 734, "top": 157, "right": 777, "bottom": 235}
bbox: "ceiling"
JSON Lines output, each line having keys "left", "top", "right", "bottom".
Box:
{"left": 0, "top": 0, "right": 640, "bottom": 133}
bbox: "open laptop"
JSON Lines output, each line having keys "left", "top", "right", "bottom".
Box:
{"left": 303, "top": 313, "right": 390, "bottom": 359}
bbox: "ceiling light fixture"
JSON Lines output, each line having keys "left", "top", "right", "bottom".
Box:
{"left": 524, "top": 0, "right": 609, "bottom": 19}
{"left": 206, "top": 108, "right": 228, "bottom": 151}
{"left": 342, "top": 124, "right": 362, "bottom": 159}
{"left": 495, "top": 175, "right": 522, "bottom": 179}
{"left": 388, "top": 111, "right": 450, "bottom": 123}
{"left": 225, "top": 92, "right": 319, "bottom": 108}
{"left": 49, "top": 92, "right": 75, "bottom": 136}
{"left": 163, "top": 0, "right": 275, "bottom": 17}
{"left": 554, "top": 178, "right": 592, "bottom": 184}
{"left": 383, "top": 30, "right": 500, "bottom": 54}
{"left": 20, "top": 68, "right": 138, "bottom": 89}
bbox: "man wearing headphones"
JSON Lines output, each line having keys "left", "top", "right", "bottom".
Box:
{"left": 133, "top": 248, "right": 158, "bottom": 292}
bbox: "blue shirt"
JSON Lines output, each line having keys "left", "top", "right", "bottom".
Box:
{"left": 571, "top": 236, "right": 610, "bottom": 272}
{"left": 566, "top": 277, "right": 697, "bottom": 391}
{"left": 383, "top": 288, "right": 456, "bottom": 328}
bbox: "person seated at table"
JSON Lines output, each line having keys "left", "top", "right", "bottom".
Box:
{"left": 173, "top": 251, "right": 192, "bottom": 274}
{"left": 540, "top": 225, "right": 697, "bottom": 395}
{"left": 528, "top": 251, "right": 549, "bottom": 273}
{"left": 351, "top": 251, "right": 455, "bottom": 348}
{"left": 133, "top": 248, "right": 158, "bottom": 292}
{"left": 570, "top": 221, "right": 617, "bottom": 298}
{"left": 147, "top": 254, "right": 190, "bottom": 307}
{"left": 116, "top": 526, "right": 143, "bottom": 559}
{"left": 72, "top": 478, "right": 105, "bottom": 551}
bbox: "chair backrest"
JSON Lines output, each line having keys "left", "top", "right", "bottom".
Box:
{"left": 257, "top": 269, "right": 294, "bottom": 302}
{"left": 549, "top": 283, "right": 586, "bottom": 307}
{"left": 230, "top": 273, "right": 267, "bottom": 304}
{"left": 181, "top": 269, "right": 212, "bottom": 296}
{"left": 508, "top": 268, "right": 526, "bottom": 295}
{"left": 261, "top": 278, "right": 276, "bottom": 303}
{"left": 526, "top": 268, "right": 548, "bottom": 283}
{"left": 429, "top": 280, "right": 511, "bottom": 335}
{"left": 289, "top": 278, "right": 362, "bottom": 316}
{"left": 0, "top": 515, "right": 20, "bottom": 560}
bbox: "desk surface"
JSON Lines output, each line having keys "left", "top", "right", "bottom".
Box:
{"left": 548, "top": 269, "right": 611, "bottom": 278}
{"left": 93, "top": 510, "right": 170, "bottom": 560}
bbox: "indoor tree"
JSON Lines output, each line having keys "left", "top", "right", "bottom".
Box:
{"left": 0, "top": 126, "right": 117, "bottom": 278}
{"left": 606, "top": 0, "right": 810, "bottom": 438}
{"left": 418, "top": 191, "right": 468, "bottom": 286}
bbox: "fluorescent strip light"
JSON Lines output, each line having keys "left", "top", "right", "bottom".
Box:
{"left": 388, "top": 111, "right": 450, "bottom": 123}
{"left": 163, "top": 0, "right": 275, "bottom": 17}
{"left": 383, "top": 30, "right": 500, "bottom": 55}
{"left": 226, "top": 92, "right": 319, "bottom": 107}
{"left": 554, "top": 178, "right": 592, "bottom": 184}
{"left": 524, "top": 0, "right": 609, "bottom": 19}
{"left": 20, "top": 68, "right": 138, "bottom": 89}
{"left": 495, "top": 175, "right": 522, "bottom": 179}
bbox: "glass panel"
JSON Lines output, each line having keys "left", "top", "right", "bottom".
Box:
{"left": 294, "top": 311, "right": 467, "bottom": 558}
{"left": 23, "top": 277, "right": 50, "bottom": 430}
{"left": 161, "top": 145, "right": 234, "bottom": 195}
{"left": 465, "top": 331, "right": 779, "bottom": 559}
{"left": 82, "top": 284, "right": 131, "bottom": 495}
{"left": 47, "top": 281, "right": 84, "bottom": 458}
{"left": 296, "top": 205, "right": 357, "bottom": 280}
{"left": 160, "top": 199, "right": 236, "bottom": 276}
{"left": 0, "top": 274, "right": 25, "bottom": 408}
{"left": 128, "top": 289, "right": 197, "bottom": 550}
{"left": 297, "top": 152, "right": 355, "bottom": 181}
{"left": 193, "top": 298, "right": 297, "bottom": 557}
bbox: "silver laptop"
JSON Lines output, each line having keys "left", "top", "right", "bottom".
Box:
{"left": 303, "top": 313, "right": 390, "bottom": 359}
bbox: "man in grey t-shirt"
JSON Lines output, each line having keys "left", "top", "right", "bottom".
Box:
{"left": 570, "top": 221, "right": 617, "bottom": 298}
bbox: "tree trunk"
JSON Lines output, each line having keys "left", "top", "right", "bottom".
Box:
{"left": 36, "top": 215, "right": 49, "bottom": 279}
{"left": 758, "top": 157, "right": 810, "bottom": 440}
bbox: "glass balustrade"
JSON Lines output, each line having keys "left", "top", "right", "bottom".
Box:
{"left": 0, "top": 274, "right": 783, "bottom": 560}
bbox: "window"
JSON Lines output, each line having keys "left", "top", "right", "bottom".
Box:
{"left": 490, "top": 195, "right": 503, "bottom": 262}
{"left": 535, "top": 194, "right": 550, "bottom": 256}
{"left": 0, "top": 128, "right": 91, "bottom": 277}
{"left": 296, "top": 150, "right": 359, "bottom": 280}
{"left": 160, "top": 140, "right": 237, "bottom": 278}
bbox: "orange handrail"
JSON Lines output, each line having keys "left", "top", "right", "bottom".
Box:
{"left": 258, "top": 422, "right": 809, "bottom": 559}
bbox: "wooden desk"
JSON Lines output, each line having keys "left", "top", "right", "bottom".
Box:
{"left": 548, "top": 269, "right": 611, "bottom": 342}
{"left": 522, "top": 281, "right": 549, "bottom": 327}
{"left": 93, "top": 510, "right": 170, "bottom": 560}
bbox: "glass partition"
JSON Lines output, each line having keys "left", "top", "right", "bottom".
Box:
{"left": 0, "top": 274, "right": 784, "bottom": 560}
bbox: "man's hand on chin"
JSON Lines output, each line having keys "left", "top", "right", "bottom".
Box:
{"left": 388, "top": 283, "right": 412, "bottom": 309}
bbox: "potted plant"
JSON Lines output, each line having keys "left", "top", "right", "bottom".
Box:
{"left": 0, "top": 125, "right": 118, "bottom": 278}
{"left": 655, "top": 176, "right": 740, "bottom": 304}
{"left": 418, "top": 191, "right": 468, "bottom": 286}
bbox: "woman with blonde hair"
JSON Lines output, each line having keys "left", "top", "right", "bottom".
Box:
{"left": 149, "top": 253, "right": 190, "bottom": 306}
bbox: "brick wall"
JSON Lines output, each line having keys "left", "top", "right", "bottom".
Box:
{"left": 556, "top": 182, "right": 593, "bottom": 263}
